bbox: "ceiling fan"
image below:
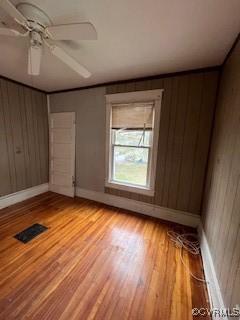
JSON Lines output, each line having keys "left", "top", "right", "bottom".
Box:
{"left": 0, "top": 0, "right": 97, "bottom": 77}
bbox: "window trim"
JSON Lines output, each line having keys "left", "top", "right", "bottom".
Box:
{"left": 105, "top": 89, "right": 163, "bottom": 196}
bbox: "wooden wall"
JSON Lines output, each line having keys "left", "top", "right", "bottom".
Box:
{"left": 0, "top": 78, "right": 48, "bottom": 197}
{"left": 50, "top": 69, "right": 219, "bottom": 215}
{"left": 202, "top": 39, "right": 240, "bottom": 308}
{"left": 105, "top": 70, "right": 219, "bottom": 214}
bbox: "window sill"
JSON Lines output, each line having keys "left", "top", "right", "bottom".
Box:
{"left": 105, "top": 180, "right": 155, "bottom": 196}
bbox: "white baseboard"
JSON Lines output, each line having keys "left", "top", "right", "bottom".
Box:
{"left": 198, "top": 223, "right": 226, "bottom": 319}
{"left": 76, "top": 187, "right": 200, "bottom": 227}
{"left": 0, "top": 183, "right": 49, "bottom": 210}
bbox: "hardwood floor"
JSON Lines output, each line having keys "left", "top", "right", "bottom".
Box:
{"left": 0, "top": 192, "right": 210, "bottom": 320}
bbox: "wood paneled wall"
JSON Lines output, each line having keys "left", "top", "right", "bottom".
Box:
{"left": 50, "top": 69, "right": 219, "bottom": 215}
{"left": 202, "top": 39, "right": 240, "bottom": 308}
{"left": 0, "top": 78, "right": 48, "bottom": 197}
{"left": 105, "top": 71, "right": 219, "bottom": 214}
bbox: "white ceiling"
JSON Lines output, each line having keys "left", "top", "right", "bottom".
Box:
{"left": 0, "top": 0, "right": 239, "bottom": 92}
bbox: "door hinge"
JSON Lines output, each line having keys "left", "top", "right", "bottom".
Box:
{"left": 72, "top": 176, "right": 75, "bottom": 187}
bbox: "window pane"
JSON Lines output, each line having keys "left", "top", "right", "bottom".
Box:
{"left": 113, "top": 129, "right": 152, "bottom": 147}
{"left": 113, "top": 146, "right": 149, "bottom": 186}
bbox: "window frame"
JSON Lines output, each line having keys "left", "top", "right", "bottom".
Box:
{"left": 105, "top": 89, "right": 163, "bottom": 196}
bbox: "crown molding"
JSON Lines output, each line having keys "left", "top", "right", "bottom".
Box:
{"left": 0, "top": 75, "right": 46, "bottom": 93}
{"left": 49, "top": 65, "right": 220, "bottom": 94}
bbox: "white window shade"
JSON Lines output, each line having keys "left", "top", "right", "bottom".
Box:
{"left": 111, "top": 102, "right": 154, "bottom": 129}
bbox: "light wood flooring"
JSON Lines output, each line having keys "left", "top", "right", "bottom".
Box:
{"left": 0, "top": 192, "right": 210, "bottom": 319}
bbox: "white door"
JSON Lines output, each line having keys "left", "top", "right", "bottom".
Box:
{"left": 49, "top": 112, "right": 76, "bottom": 197}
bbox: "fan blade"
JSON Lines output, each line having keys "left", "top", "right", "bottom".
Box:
{"left": 0, "top": 27, "right": 21, "bottom": 36}
{"left": 48, "top": 44, "right": 91, "bottom": 78}
{"left": 46, "top": 23, "right": 97, "bottom": 40}
{"left": 28, "top": 45, "right": 42, "bottom": 76}
{"left": 0, "top": 0, "right": 27, "bottom": 25}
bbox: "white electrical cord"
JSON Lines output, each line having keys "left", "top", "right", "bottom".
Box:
{"left": 167, "top": 230, "right": 209, "bottom": 283}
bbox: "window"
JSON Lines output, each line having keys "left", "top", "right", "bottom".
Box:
{"left": 105, "top": 90, "right": 163, "bottom": 196}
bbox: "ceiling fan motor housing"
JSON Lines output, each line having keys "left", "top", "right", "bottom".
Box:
{"left": 16, "top": 3, "right": 52, "bottom": 48}
{"left": 16, "top": 2, "right": 52, "bottom": 29}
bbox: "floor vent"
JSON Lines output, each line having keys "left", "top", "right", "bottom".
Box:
{"left": 14, "top": 223, "right": 48, "bottom": 243}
